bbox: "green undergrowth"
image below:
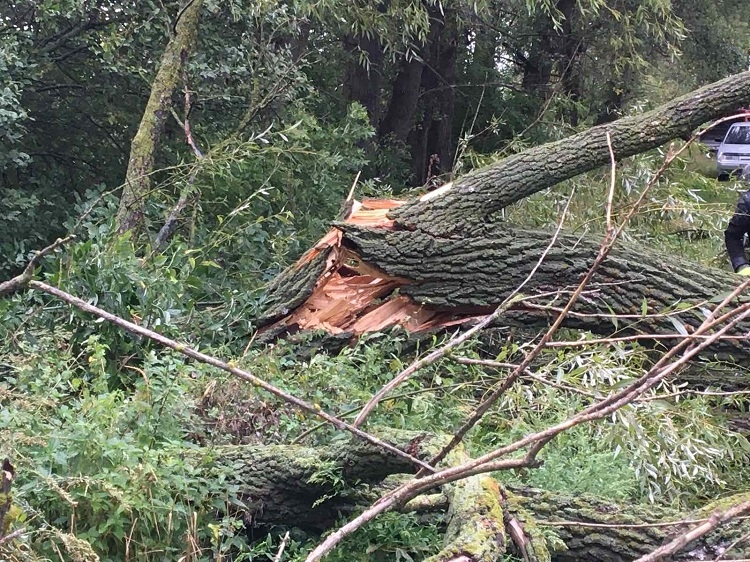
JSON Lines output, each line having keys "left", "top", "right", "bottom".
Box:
{"left": 3, "top": 143, "right": 750, "bottom": 560}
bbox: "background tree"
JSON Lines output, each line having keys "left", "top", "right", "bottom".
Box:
{"left": 3, "top": 1, "right": 750, "bottom": 560}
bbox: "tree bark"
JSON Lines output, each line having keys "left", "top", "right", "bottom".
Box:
{"left": 211, "top": 435, "right": 750, "bottom": 561}
{"left": 410, "top": 6, "right": 459, "bottom": 184}
{"left": 115, "top": 0, "right": 203, "bottom": 235}
{"left": 391, "top": 70, "right": 750, "bottom": 235}
{"left": 341, "top": 222, "right": 750, "bottom": 359}
{"left": 258, "top": 70, "right": 750, "bottom": 364}
{"left": 378, "top": 56, "right": 425, "bottom": 144}
{"left": 342, "top": 33, "right": 384, "bottom": 129}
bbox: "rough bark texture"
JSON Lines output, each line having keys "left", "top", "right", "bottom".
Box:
{"left": 116, "top": 0, "right": 203, "bottom": 234}
{"left": 341, "top": 222, "right": 750, "bottom": 358}
{"left": 511, "top": 487, "right": 750, "bottom": 562}
{"left": 390, "top": 70, "right": 750, "bottom": 235}
{"left": 422, "top": 442, "right": 510, "bottom": 562}
{"left": 411, "top": 6, "right": 459, "bottom": 184}
{"left": 210, "top": 436, "right": 423, "bottom": 531}
{"left": 379, "top": 57, "right": 425, "bottom": 144}
{"left": 343, "top": 34, "right": 383, "bottom": 129}
{"left": 212, "top": 435, "right": 750, "bottom": 561}
{"left": 261, "top": 71, "right": 750, "bottom": 363}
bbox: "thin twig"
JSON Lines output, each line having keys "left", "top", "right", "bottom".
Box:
{"left": 454, "top": 357, "right": 602, "bottom": 399}
{"left": 716, "top": 530, "right": 750, "bottom": 561}
{"left": 155, "top": 71, "right": 204, "bottom": 250}
{"left": 635, "top": 500, "right": 750, "bottom": 562}
{"left": 546, "top": 332, "right": 750, "bottom": 347}
{"left": 0, "top": 527, "right": 26, "bottom": 546}
{"left": 542, "top": 518, "right": 707, "bottom": 529}
{"left": 605, "top": 130, "right": 616, "bottom": 233}
{"left": 27, "top": 281, "right": 435, "bottom": 473}
{"left": 273, "top": 531, "right": 291, "bottom": 562}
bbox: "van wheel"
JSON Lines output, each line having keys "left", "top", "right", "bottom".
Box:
{"left": 718, "top": 172, "right": 730, "bottom": 181}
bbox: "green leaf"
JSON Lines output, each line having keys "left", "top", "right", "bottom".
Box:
{"left": 669, "top": 316, "right": 688, "bottom": 336}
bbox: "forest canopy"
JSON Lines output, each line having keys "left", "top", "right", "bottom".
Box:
{"left": 3, "top": 1, "right": 750, "bottom": 561}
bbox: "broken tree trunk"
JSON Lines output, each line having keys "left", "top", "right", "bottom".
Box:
{"left": 259, "top": 71, "right": 750, "bottom": 361}
{"left": 209, "top": 432, "right": 750, "bottom": 561}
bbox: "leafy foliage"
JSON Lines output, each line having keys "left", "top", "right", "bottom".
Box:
{"left": 3, "top": 0, "right": 750, "bottom": 560}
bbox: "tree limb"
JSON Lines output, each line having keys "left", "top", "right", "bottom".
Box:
{"left": 635, "top": 499, "right": 750, "bottom": 562}
{"left": 0, "top": 235, "right": 76, "bottom": 297}
{"left": 390, "top": 70, "right": 750, "bottom": 235}
{"left": 25, "top": 280, "right": 434, "bottom": 473}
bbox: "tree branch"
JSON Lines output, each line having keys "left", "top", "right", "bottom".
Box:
{"left": 25, "top": 281, "right": 435, "bottom": 473}
{"left": 390, "top": 71, "right": 750, "bottom": 235}
{"left": 0, "top": 235, "right": 76, "bottom": 297}
{"left": 635, "top": 500, "right": 750, "bottom": 562}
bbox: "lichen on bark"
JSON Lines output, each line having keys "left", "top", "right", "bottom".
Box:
{"left": 116, "top": 0, "right": 204, "bottom": 234}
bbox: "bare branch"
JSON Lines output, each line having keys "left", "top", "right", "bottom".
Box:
{"left": 0, "top": 528, "right": 26, "bottom": 547}
{"left": 635, "top": 500, "right": 750, "bottom": 562}
{"left": 26, "top": 281, "right": 435, "bottom": 473}
{"left": 155, "top": 71, "right": 204, "bottom": 250}
{"left": 273, "top": 531, "right": 291, "bottom": 562}
{"left": 715, "top": 530, "right": 750, "bottom": 561}
{"left": 0, "top": 235, "right": 76, "bottom": 297}
{"left": 605, "top": 130, "right": 616, "bottom": 233}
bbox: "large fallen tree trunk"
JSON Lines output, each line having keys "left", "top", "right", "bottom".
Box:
{"left": 210, "top": 432, "right": 750, "bottom": 561}
{"left": 258, "top": 71, "right": 750, "bottom": 361}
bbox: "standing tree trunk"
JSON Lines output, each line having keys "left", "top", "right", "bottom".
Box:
{"left": 342, "top": 34, "right": 384, "bottom": 128}
{"left": 410, "top": 6, "right": 459, "bottom": 184}
{"left": 379, "top": 57, "right": 426, "bottom": 145}
{"left": 116, "top": 0, "right": 203, "bottom": 235}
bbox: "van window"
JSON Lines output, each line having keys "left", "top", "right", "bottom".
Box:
{"left": 724, "top": 126, "right": 750, "bottom": 144}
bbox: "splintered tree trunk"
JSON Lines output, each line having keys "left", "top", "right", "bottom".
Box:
{"left": 116, "top": 0, "right": 203, "bottom": 235}
{"left": 259, "top": 71, "right": 750, "bottom": 362}
{"left": 211, "top": 435, "right": 750, "bottom": 561}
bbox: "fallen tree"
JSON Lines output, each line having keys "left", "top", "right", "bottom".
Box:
{"left": 4, "top": 250, "right": 750, "bottom": 561}
{"left": 209, "top": 432, "right": 750, "bottom": 562}
{"left": 258, "top": 71, "right": 750, "bottom": 362}
{"left": 6, "top": 72, "right": 750, "bottom": 562}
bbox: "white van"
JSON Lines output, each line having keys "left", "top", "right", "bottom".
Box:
{"left": 717, "top": 122, "right": 750, "bottom": 179}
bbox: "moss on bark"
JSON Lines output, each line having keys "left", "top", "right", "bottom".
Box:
{"left": 209, "top": 434, "right": 750, "bottom": 561}
{"left": 116, "top": 0, "right": 204, "bottom": 234}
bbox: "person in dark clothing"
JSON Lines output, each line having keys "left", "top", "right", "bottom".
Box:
{"left": 724, "top": 165, "right": 750, "bottom": 275}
